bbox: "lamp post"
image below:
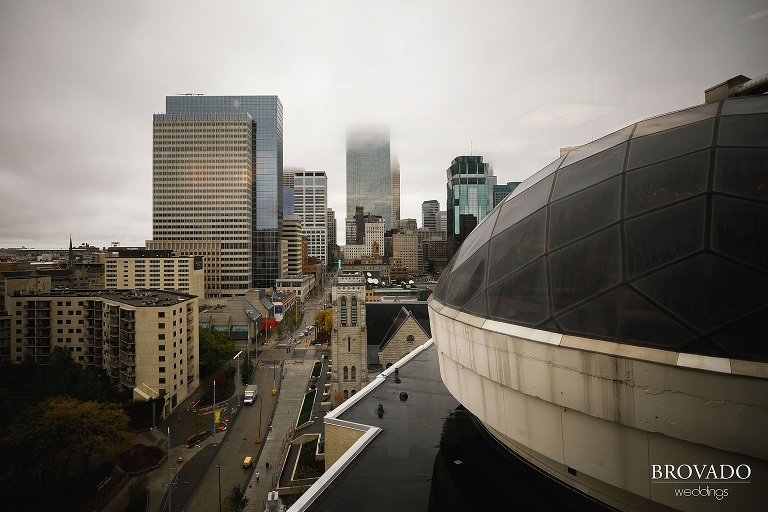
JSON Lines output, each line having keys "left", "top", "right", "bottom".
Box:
{"left": 212, "top": 380, "right": 217, "bottom": 445}
{"left": 272, "top": 359, "right": 276, "bottom": 396}
{"left": 233, "top": 351, "right": 242, "bottom": 407}
{"left": 216, "top": 464, "right": 222, "bottom": 512}
{"left": 255, "top": 394, "right": 263, "bottom": 443}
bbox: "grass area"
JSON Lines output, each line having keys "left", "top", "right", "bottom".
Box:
{"left": 294, "top": 440, "right": 324, "bottom": 479}
{"left": 298, "top": 389, "right": 317, "bottom": 425}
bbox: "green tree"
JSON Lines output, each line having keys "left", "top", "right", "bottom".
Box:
{"left": 241, "top": 357, "right": 254, "bottom": 385}
{"left": 222, "top": 482, "right": 249, "bottom": 512}
{"left": 199, "top": 328, "right": 236, "bottom": 378}
{"left": 0, "top": 397, "right": 133, "bottom": 496}
{"left": 124, "top": 475, "right": 149, "bottom": 512}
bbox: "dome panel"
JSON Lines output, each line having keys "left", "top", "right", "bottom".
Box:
{"left": 627, "top": 119, "right": 714, "bottom": 170}
{"left": 625, "top": 197, "right": 706, "bottom": 278}
{"left": 487, "top": 258, "right": 549, "bottom": 325}
{"left": 450, "top": 208, "right": 499, "bottom": 270}
{"left": 711, "top": 196, "right": 768, "bottom": 270}
{"left": 711, "top": 309, "right": 768, "bottom": 360}
{"left": 549, "top": 225, "right": 622, "bottom": 312}
{"left": 625, "top": 149, "right": 709, "bottom": 216}
{"left": 634, "top": 254, "right": 768, "bottom": 332}
{"left": 492, "top": 173, "right": 555, "bottom": 237}
{"left": 441, "top": 242, "right": 488, "bottom": 309}
{"left": 500, "top": 157, "right": 561, "bottom": 205}
{"left": 549, "top": 175, "right": 621, "bottom": 250}
{"left": 560, "top": 126, "right": 633, "bottom": 168}
{"left": 721, "top": 95, "right": 768, "bottom": 115}
{"left": 713, "top": 148, "right": 768, "bottom": 200}
{"left": 488, "top": 207, "right": 546, "bottom": 285}
{"left": 556, "top": 286, "right": 696, "bottom": 348}
{"left": 463, "top": 291, "right": 487, "bottom": 317}
{"left": 553, "top": 142, "right": 626, "bottom": 201}
{"left": 633, "top": 102, "right": 718, "bottom": 138}
{"left": 717, "top": 113, "right": 768, "bottom": 147}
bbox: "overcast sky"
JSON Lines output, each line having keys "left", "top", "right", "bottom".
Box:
{"left": 1, "top": 0, "right": 766, "bottom": 249}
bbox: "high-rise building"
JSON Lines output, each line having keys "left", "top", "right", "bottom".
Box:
{"left": 294, "top": 170, "right": 328, "bottom": 267}
{"left": 391, "top": 157, "right": 400, "bottom": 229}
{"left": 327, "top": 208, "right": 338, "bottom": 268}
{"left": 281, "top": 215, "right": 303, "bottom": 277}
{"left": 104, "top": 250, "right": 205, "bottom": 299}
{"left": 346, "top": 124, "right": 391, "bottom": 242}
{"left": 151, "top": 95, "right": 283, "bottom": 293}
{"left": 446, "top": 155, "right": 491, "bottom": 258}
{"left": 422, "top": 200, "right": 440, "bottom": 231}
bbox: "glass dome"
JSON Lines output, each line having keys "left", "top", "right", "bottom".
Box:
{"left": 434, "top": 95, "right": 768, "bottom": 362}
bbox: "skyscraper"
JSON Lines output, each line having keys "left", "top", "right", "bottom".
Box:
{"left": 151, "top": 95, "right": 283, "bottom": 294}
{"left": 446, "top": 155, "right": 491, "bottom": 258}
{"left": 346, "top": 124, "right": 391, "bottom": 242}
{"left": 391, "top": 157, "right": 400, "bottom": 230}
{"left": 422, "top": 199, "right": 440, "bottom": 231}
{"left": 294, "top": 170, "right": 328, "bottom": 266}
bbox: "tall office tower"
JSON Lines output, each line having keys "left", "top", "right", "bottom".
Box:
{"left": 346, "top": 124, "right": 391, "bottom": 243}
{"left": 154, "top": 95, "right": 283, "bottom": 291}
{"left": 439, "top": 210, "right": 447, "bottom": 232}
{"left": 327, "top": 208, "right": 337, "bottom": 268}
{"left": 391, "top": 157, "right": 400, "bottom": 230}
{"left": 151, "top": 109, "right": 253, "bottom": 296}
{"left": 422, "top": 200, "right": 440, "bottom": 231}
{"left": 294, "top": 170, "right": 328, "bottom": 267}
{"left": 446, "top": 156, "right": 490, "bottom": 259}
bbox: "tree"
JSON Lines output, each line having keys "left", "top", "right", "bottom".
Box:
{"left": 222, "top": 482, "right": 249, "bottom": 512}
{"left": 0, "top": 397, "right": 133, "bottom": 496}
{"left": 199, "top": 328, "right": 236, "bottom": 378}
{"left": 314, "top": 309, "right": 332, "bottom": 344}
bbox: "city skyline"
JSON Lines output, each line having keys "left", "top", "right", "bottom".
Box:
{"left": 1, "top": 1, "right": 767, "bottom": 248}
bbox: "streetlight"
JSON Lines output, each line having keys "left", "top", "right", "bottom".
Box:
{"left": 255, "top": 394, "right": 263, "bottom": 443}
{"left": 216, "top": 464, "right": 222, "bottom": 512}
{"left": 233, "top": 351, "right": 242, "bottom": 407}
{"left": 272, "top": 359, "right": 276, "bottom": 396}
{"left": 212, "top": 380, "right": 217, "bottom": 445}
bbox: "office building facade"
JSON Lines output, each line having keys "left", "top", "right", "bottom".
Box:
{"left": 294, "top": 170, "right": 328, "bottom": 266}
{"left": 346, "top": 124, "right": 391, "bottom": 242}
{"left": 422, "top": 199, "right": 440, "bottom": 231}
{"left": 104, "top": 250, "right": 204, "bottom": 299}
{"left": 153, "top": 95, "right": 283, "bottom": 293}
{"left": 446, "top": 155, "right": 491, "bottom": 258}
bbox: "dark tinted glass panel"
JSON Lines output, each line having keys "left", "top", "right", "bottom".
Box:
{"left": 556, "top": 287, "right": 695, "bottom": 348}
{"left": 717, "top": 114, "right": 768, "bottom": 147}
{"left": 492, "top": 174, "right": 555, "bottom": 236}
{"left": 463, "top": 291, "right": 487, "bottom": 317}
{"left": 634, "top": 254, "right": 768, "bottom": 332}
{"left": 633, "top": 102, "right": 718, "bottom": 137}
{"left": 627, "top": 119, "right": 715, "bottom": 170}
{"left": 711, "top": 196, "right": 768, "bottom": 270}
{"left": 442, "top": 243, "right": 488, "bottom": 309}
{"left": 549, "top": 225, "right": 622, "bottom": 312}
{"left": 711, "top": 309, "right": 768, "bottom": 361}
{"left": 451, "top": 208, "right": 499, "bottom": 270}
{"left": 713, "top": 148, "right": 768, "bottom": 200}
{"left": 561, "top": 126, "right": 633, "bottom": 167}
{"left": 433, "top": 257, "right": 457, "bottom": 301}
{"left": 503, "top": 157, "right": 561, "bottom": 203}
{"left": 487, "top": 258, "right": 549, "bottom": 326}
{"left": 625, "top": 150, "right": 709, "bottom": 216}
{"left": 553, "top": 143, "right": 626, "bottom": 200}
{"left": 625, "top": 197, "right": 706, "bottom": 277}
{"left": 488, "top": 208, "right": 547, "bottom": 284}
{"left": 721, "top": 95, "right": 768, "bottom": 115}
{"left": 549, "top": 176, "right": 621, "bottom": 249}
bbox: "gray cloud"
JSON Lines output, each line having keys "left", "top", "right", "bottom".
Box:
{"left": 1, "top": 0, "right": 767, "bottom": 248}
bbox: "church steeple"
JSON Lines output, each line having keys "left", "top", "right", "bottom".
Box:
{"left": 68, "top": 235, "right": 74, "bottom": 269}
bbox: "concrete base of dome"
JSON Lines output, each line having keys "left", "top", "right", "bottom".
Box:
{"left": 429, "top": 298, "right": 768, "bottom": 511}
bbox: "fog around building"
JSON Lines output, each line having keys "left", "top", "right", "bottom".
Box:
{"left": 0, "top": 0, "right": 766, "bottom": 248}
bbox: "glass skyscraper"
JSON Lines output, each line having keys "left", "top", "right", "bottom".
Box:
{"left": 346, "top": 124, "right": 392, "bottom": 242}
{"left": 157, "top": 95, "right": 283, "bottom": 291}
{"left": 446, "top": 155, "right": 491, "bottom": 258}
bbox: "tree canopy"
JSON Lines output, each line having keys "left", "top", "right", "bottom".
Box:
{"left": 0, "top": 396, "right": 133, "bottom": 497}
{"left": 314, "top": 309, "right": 332, "bottom": 343}
{"left": 199, "top": 327, "right": 236, "bottom": 378}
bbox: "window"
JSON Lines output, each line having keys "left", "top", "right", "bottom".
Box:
{"left": 159, "top": 367, "right": 166, "bottom": 373}
{"left": 159, "top": 344, "right": 166, "bottom": 351}
{"left": 158, "top": 323, "right": 165, "bottom": 329}
{"left": 351, "top": 366, "right": 356, "bottom": 379}
{"left": 340, "top": 297, "right": 347, "bottom": 326}
{"left": 343, "top": 366, "right": 348, "bottom": 379}
{"left": 348, "top": 337, "right": 351, "bottom": 352}
{"left": 158, "top": 312, "right": 165, "bottom": 318}
{"left": 351, "top": 298, "right": 358, "bottom": 326}
{"left": 407, "top": 334, "right": 415, "bottom": 343}
{"left": 159, "top": 378, "right": 166, "bottom": 384}
{"left": 159, "top": 356, "right": 166, "bottom": 362}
